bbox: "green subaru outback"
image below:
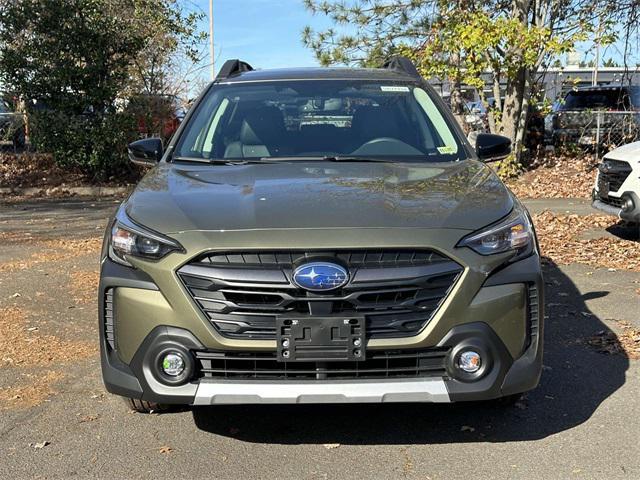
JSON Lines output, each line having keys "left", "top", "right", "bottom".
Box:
{"left": 100, "top": 57, "right": 543, "bottom": 413}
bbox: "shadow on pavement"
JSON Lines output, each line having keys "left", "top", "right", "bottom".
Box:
{"left": 192, "top": 260, "right": 629, "bottom": 444}
{"left": 606, "top": 222, "right": 640, "bottom": 241}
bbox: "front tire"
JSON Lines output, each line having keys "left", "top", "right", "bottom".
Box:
{"left": 124, "top": 397, "right": 167, "bottom": 414}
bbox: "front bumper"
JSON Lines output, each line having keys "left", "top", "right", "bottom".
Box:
{"left": 100, "top": 249, "right": 544, "bottom": 404}
{"left": 592, "top": 190, "right": 640, "bottom": 222}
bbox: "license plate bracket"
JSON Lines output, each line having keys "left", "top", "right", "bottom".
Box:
{"left": 276, "top": 316, "right": 365, "bottom": 362}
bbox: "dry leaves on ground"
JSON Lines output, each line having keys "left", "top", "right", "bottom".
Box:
{"left": 586, "top": 322, "right": 640, "bottom": 360}
{"left": 508, "top": 154, "right": 598, "bottom": 199}
{"left": 0, "top": 371, "right": 64, "bottom": 410}
{"left": 0, "top": 306, "right": 96, "bottom": 410}
{"left": 0, "top": 306, "right": 96, "bottom": 368}
{"left": 533, "top": 211, "right": 640, "bottom": 271}
{"left": 70, "top": 269, "right": 100, "bottom": 305}
{"left": 0, "top": 236, "right": 102, "bottom": 273}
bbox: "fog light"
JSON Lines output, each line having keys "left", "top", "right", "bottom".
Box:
{"left": 161, "top": 352, "right": 185, "bottom": 376}
{"left": 622, "top": 197, "right": 634, "bottom": 212}
{"left": 458, "top": 351, "right": 482, "bottom": 373}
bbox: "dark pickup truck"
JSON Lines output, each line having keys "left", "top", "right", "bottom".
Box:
{"left": 550, "top": 85, "right": 640, "bottom": 149}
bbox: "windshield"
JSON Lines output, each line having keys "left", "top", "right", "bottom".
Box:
{"left": 173, "top": 80, "right": 465, "bottom": 162}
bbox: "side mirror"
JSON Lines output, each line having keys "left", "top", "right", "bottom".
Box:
{"left": 475, "top": 133, "right": 511, "bottom": 162}
{"left": 128, "top": 138, "right": 163, "bottom": 166}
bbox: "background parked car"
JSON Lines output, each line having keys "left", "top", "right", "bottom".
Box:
{"left": 549, "top": 85, "right": 640, "bottom": 150}
{"left": 592, "top": 141, "right": 640, "bottom": 222}
{"left": 0, "top": 98, "right": 26, "bottom": 149}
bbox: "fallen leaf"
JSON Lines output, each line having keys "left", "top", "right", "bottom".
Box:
{"left": 323, "top": 443, "right": 340, "bottom": 449}
{"left": 79, "top": 415, "right": 99, "bottom": 423}
{"left": 159, "top": 446, "right": 173, "bottom": 454}
{"left": 29, "top": 441, "right": 49, "bottom": 449}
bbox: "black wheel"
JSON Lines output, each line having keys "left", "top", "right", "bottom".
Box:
{"left": 124, "top": 397, "right": 168, "bottom": 414}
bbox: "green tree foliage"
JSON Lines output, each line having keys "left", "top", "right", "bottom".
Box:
{"left": 302, "top": 0, "right": 618, "bottom": 174}
{"left": 0, "top": 0, "right": 204, "bottom": 180}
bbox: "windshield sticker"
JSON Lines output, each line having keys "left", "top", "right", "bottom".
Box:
{"left": 380, "top": 86, "right": 410, "bottom": 92}
{"left": 437, "top": 146, "right": 456, "bottom": 154}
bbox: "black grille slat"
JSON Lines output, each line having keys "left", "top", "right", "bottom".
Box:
{"left": 196, "top": 249, "right": 450, "bottom": 268}
{"left": 527, "top": 284, "right": 540, "bottom": 348}
{"left": 104, "top": 288, "right": 116, "bottom": 350}
{"left": 195, "top": 348, "right": 450, "bottom": 380}
{"left": 178, "top": 249, "right": 462, "bottom": 340}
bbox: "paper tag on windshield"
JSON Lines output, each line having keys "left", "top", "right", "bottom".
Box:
{"left": 380, "top": 86, "right": 410, "bottom": 92}
{"left": 437, "top": 146, "right": 456, "bottom": 154}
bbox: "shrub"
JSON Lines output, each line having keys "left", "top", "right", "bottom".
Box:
{"left": 29, "top": 111, "right": 140, "bottom": 182}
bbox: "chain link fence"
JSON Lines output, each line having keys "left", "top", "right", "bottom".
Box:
{"left": 549, "top": 111, "right": 640, "bottom": 161}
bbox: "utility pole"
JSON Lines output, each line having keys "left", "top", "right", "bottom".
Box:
{"left": 209, "top": 0, "right": 214, "bottom": 80}
{"left": 593, "top": 15, "right": 601, "bottom": 86}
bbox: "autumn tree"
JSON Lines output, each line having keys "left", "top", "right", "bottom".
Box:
{"left": 302, "top": 0, "right": 617, "bottom": 173}
{"left": 0, "top": 0, "right": 205, "bottom": 179}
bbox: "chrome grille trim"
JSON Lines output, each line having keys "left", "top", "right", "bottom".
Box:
{"left": 178, "top": 249, "right": 463, "bottom": 340}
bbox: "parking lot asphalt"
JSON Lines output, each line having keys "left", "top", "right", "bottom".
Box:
{"left": 0, "top": 197, "right": 638, "bottom": 480}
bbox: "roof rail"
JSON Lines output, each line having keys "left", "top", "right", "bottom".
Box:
{"left": 382, "top": 55, "right": 421, "bottom": 79}
{"left": 216, "top": 59, "right": 254, "bottom": 81}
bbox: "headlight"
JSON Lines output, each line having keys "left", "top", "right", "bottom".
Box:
{"left": 109, "top": 208, "right": 183, "bottom": 266}
{"left": 457, "top": 204, "right": 534, "bottom": 259}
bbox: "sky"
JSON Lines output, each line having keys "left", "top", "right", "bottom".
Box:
{"left": 190, "top": 0, "right": 334, "bottom": 80}
{"left": 187, "top": 0, "right": 639, "bottom": 85}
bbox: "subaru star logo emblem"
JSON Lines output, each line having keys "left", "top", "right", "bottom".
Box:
{"left": 292, "top": 262, "right": 349, "bottom": 291}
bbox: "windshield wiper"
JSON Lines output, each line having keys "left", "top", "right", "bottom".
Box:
{"left": 258, "top": 155, "right": 392, "bottom": 163}
{"left": 323, "top": 156, "right": 392, "bottom": 163}
{"left": 172, "top": 155, "right": 393, "bottom": 165}
{"left": 172, "top": 156, "right": 274, "bottom": 165}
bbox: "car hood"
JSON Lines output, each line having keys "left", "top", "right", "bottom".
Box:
{"left": 604, "top": 141, "right": 640, "bottom": 163}
{"left": 125, "top": 160, "right": 514, "bottom": 233}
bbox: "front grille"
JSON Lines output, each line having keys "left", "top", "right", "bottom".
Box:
{"left": 599, "top": 159, "right": 632, "bottom": 192}
{"left": 195, "top": 348, "right": 451, "bottom": 380}
{"left": 178, "top": 249, "right": 463, "bottom": 340}
{"left": 104, "top": 288, "right": 116, "bottom": 349}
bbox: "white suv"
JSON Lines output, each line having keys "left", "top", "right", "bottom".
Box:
{"left": 593, "top": 142, "right": 640, "bottom": 222}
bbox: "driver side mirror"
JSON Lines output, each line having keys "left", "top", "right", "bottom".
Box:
{"left": 128, "top": 138, "right": 163, "bottom": 166}
{"left": 475, "top": 133, "right": 511, "bottom": 162}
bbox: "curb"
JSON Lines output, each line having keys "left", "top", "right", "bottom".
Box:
{"left": 0, "top": 186, "right": 131, "bottom": 197}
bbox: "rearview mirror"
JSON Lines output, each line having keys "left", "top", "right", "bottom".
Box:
{"left": 128, "top": 138, "right": 163, "bottom": 166}
{"left": 475, "top": 133, "right": 511, "bottom": 162}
